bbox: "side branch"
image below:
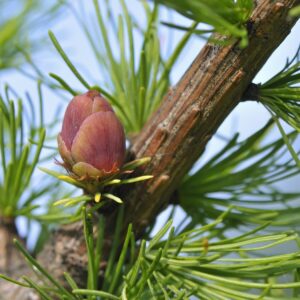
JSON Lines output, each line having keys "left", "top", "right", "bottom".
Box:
{"left": 111, "top": 0, "right": 300, "bottom": 238}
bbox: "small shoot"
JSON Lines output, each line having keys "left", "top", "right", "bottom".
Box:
{"left": 155, "top": 0, "right": 254, "bottom": 48}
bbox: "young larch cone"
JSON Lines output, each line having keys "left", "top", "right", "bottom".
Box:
{"left": 57, "top": 90, "right": 126, "bottom": 179}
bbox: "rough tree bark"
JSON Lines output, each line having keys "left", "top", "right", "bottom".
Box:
{"left": 111, "top": 0, "right": 300, "bottom": 238}
{"left": 0, "top": 0, "right": 299, "bottom": 298}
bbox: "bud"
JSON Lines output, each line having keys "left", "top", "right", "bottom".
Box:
{"left": 57, "top": 90, "right": 126, "bottom": 179}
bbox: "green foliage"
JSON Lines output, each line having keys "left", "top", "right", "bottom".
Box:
{"left": 46, "top": 0, "right": 193, "bottom": 134}
{"left": 290, "top": 5, "right": 300, "bottom": 17}
{"left": 34, "top": 157, "right": 153, "bottom": 226}
{"left": 0, "top": 84, "right": 68, "bottom": 226}
{"left": 3, "top": 210, "right": 300, "bottom": 299}
{"left": 179, "top": 121, "right": 300, "bottom": 229}
{"left": 260, "top": 47, "right": 300, "bottom": 134}
{"left": 120, "top": 217, "right": 300, "bottom": 300}
{"left": 0, "top": 84, "right": 74, "bottom": 250}
{"left": 256, "top": 46, "right": 300, "bottom": 166}
{"left": 0, "top": 84, "right": 45, "bottom": 217}
{"left": 0, "top": 0, "right": 62, "bottom": 70}
{"left": 40, "top": 157, "right": 153, "bottom": 212}
{"left": 154, "top": 0, "right": 253, "bottom": 47}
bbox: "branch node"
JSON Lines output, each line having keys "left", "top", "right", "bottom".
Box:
{"left": 241, "top": 83, "right": 260, "bottom": 102}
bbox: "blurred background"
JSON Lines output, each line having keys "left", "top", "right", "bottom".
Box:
{"left": 0, "top": 0, "right": 299, "bottom": 248}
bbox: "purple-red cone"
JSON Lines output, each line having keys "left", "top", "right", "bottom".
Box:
{"left": 57, "top": 90, "right": 126, "bottom": 179}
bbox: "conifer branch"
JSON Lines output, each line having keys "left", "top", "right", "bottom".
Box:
{"left": 108, "top": 0, "right": 300, "bottom": 240}
{"left": 30, "top": 1, "right": 300, "bottom": 291}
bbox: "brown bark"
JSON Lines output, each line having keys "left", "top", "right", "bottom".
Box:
{"left": 0, "top": 218, "right": 38, "bottom": 300}
{"left": 1, "top": 0, "right": 299, "bottom": 298}
{"left": 112, "top": 0, "right": 300, "bottom": 239}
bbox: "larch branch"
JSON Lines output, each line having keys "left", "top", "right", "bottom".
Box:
{"left": 110, "top": 0, "right": 300, "bottom": 238}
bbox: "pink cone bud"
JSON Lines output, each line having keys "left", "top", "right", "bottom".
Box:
{"left": 58, "top": 91, "right": 126, "bottom": 178}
